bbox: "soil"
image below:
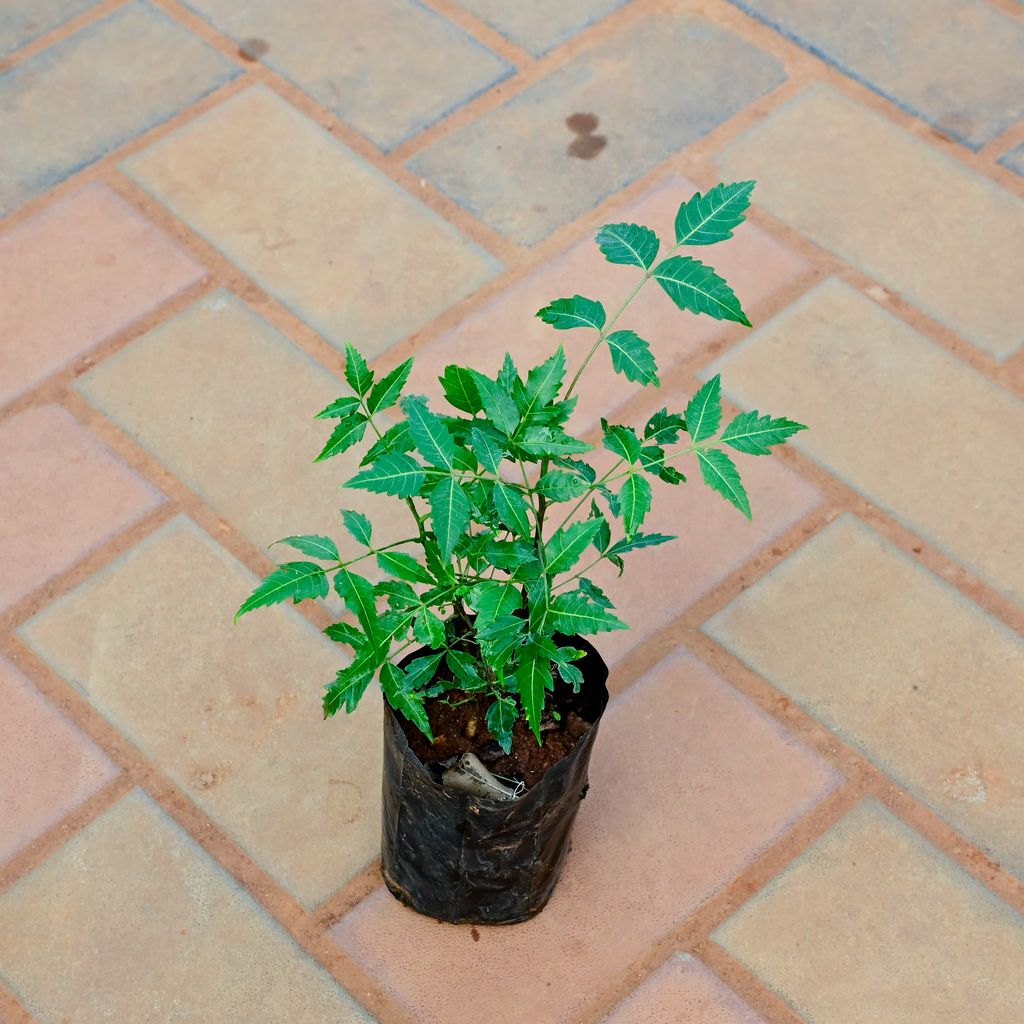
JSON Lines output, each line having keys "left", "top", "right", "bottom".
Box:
{"left": 399, "top": 679, "right": 596, "bottom": 790}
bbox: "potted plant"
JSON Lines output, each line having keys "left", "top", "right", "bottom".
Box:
{"left": 235, "top": 181, "right": 805, "bottom": 925}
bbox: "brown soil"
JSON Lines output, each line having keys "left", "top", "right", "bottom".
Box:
{"left": 400, "top": 684, "right": 595, "bottom": 789}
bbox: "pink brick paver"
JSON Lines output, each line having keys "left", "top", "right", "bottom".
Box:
{"left": 0, "top": 405, "right": 162, "bottom": 609}
{"left": 331, "top": 651, "right": 839, "bottom": 1024}
{"left": 0, "top": 182, "right": 204, "bottom": 407}
{"left": 0, "top": 655, "right": 118, "bottom": 864}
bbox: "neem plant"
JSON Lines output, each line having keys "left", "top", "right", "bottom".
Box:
{"left": 235, "top": 181, "right": 805, "bottom": 756}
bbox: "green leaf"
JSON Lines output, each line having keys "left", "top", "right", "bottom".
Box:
{"left": 545, "top": 519, "right": 604, "bottom": 575}
{"left": 652, "top": 256, "right": 751, "bottom": 327}
{"left": 486, "top": 698, "right": 518, "bottom": 754}
{"left": 315, "top": 395, "right": 360, "bottom": 420}
{"left": 594, "top": 222, "right": 659, "bottom": 268}
{"left": 697, "top": 447, "right": 751, "bottom": 519}
{"left": 675, "top": 180, "right": 755, "bottom": 246}
{"left": 477, "top": 614, "right": 526, "bottom": 668}
{"left": 516, "top": 647, "right": 551, "bottom": 744}
{"left": 644, "top": 408, "right": 686, "bottom": 445}
{"left": 607, "top": 532, "right": 676, "bottom": 557}
{"left": 340, "top": 509, "right": 372, "bottom": 547}
{"left": 334, "top": 570, "right": 380, "bottom": 640}
{"left": 413, "top": 607, "right": 445, "bottom": 647}
{"left": 381, "top": 663, "right": 433, "bottom": 739}
{"left": 517, "top": 427, "right": 592, "bottom": 457}
{"left": 497, "top": 353, "right": 519, "bottom": 393}
{"left": 344, "top": 342, "right": 374, "bottom": 396}
{"left": 345, "top": 452, "right": 424, "bottom": 497}
{"left": 323, "top": 657, "right": 375, "bottom": 717}
{"left": 323, "top": 620, "right": 363, "bottom": 645}
{"left": 720, "top": 410, "right": 807, "bottom": 455}
{"left": 467, "top": 581, "right": 521, "bottom": 626}
{"left": 429, "top": 476, "right": 471, "bottom": 559}
{"left": 548, "top": 593, "right": 628, "bottom": 635}
{"left": 360, "top": 420, "right": 413, "bottom": 466}
{"left": 271, "top": 534, "right": 339, "bottom": 561}
{"left": 446, "top": 650, "right": 487, "bottom": 691}
{"left": 577, "top": 577, "right": 612, "bottom": 607}
{"left": 493, "top": 481, "right": 532, "bottom": 536}
{"left": 603, "top": 423, "right": 642, "bottom": 463}
{"left": 523, "top": 347, "right": 566, "bottom": 415}
{"left": 685, "top": 374, "right": 722, "bottom": 443}
{"left": 472, "top": 373, "right": 520, "bottom": 436}
{"left": 620, "top": 474, "right": 652, "bottom": 536}
{"left": 535, "top": 295, "right": 606, "bottom": 331}
{"left": 401, "top": 395, "right": 455, "bottom": 470}
{"left": 404, "top": 652, "right": 444, "bottom": 691}
{"left": 235, "top": 562, "right": 327, "bottom": 621}
{"left": 377, "top": 550, "right": 434, "bottom": 585}
{"left": 606, "top": 330, "right": 659, "bottom": 387}
{"left": 469, "top": 427, "right": 504, "bottom": 474}
{"left": 537, "top": 470, "right": 588, "bottom": 502}
{"left": 439, "top": 364, "right": 482, "bottom": 414}
{"left": 315, "top": 415, "right": 367, "bottom": 461}
{"left": 366, "top": 357, "right": 413, "bottom": 414}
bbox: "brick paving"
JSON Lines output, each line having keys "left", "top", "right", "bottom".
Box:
{"left": 1, "top": 1, "right": 1022, "bottom": 1021}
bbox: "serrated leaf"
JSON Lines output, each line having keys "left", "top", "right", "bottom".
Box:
{"left": 527, "top": 576, "right": 550, "bottom": 633}
{"left": 323, "top": 620, "right": 363, "bottom": 645}
{"left": 577, "top": 577, "right": 612, "bottom": 608}
{"left": 697, "top": 447, "right": 751, "bottom": 519}
{"left": 340, "top": 509, "right": 372, "bottom": 546}
{"left": 535, "top": 295, "right": 606, "bottom": 331}
{"left": 675, "top": 180, "right": 755, "bottom": 246}
{"left": 366, "top": 357, "right": 413, "bottom": 414}
{"left": 606, "top": 330, "right": 659, "bottom": 387}
{"left": 607, "top": 532, "right": 676, "bottom": 557}
{"left": 345, "top": 452, "right": 424, "bottom": 497}
{"left": 271, "top": 534, "right": 339, "bottom": 561}
{"left": 644, "top": 408, "right": 687, "bottom": 444}
{"left": 517, "top": 427, "right": 592, "bottom": 458}
{"left": 360, "top": 420, "right": 413, "bottom": 466}
{"left": 548, "top": 593, "right": 628, "bottom": 635}
{"left": 590, "top": 501, "right": 611, "bottom": 553}
{"left": 381, "top": 663, "right": 433, "bottom": 738}
{"left": 334, "top": 569, "right": 380, "bottom": 640}
{"left": 377, "top": 550, "right": 434, "bottom": 585}
{"left": 413, "top": 607, "right": 445, "bottom": 647}
{"left": 516, "top": 647, "right": 551, "bottom": 744}
{"left": 469, "top": 426, "right": 504, "bottom": 474}
{"left": 652, "top": 256, "right": 751, "bottom": 326}
{"left": 401, "top": 395, "right": 455, "bottom": 471}
{"left": 620, "top": 474, "right": 652, "bottom": 536}
{"left": 544, "top": 519, "right": 603, "bottom": 575}
{"left": 471, "top": 373, "right": 520, "bottom": 436}
{"left": 344, "top": 341, "right": 374, "bottom": 396}
{"left": 323, "top": 656, "right": 375, "bottom": 717}
{"left": 235, "top": 562, "right": 328, "bottom": 620}
{"left": 404, "top": 652, "right": 444, "bottom": 691}
{"left": 377, "top": 580, "right": 418, "bottom": 609}
{"left": 439, "top": 364, "right": 482, "bottom": 414}
{"left": 315, "top": 395, "right": 360, "bottom": 420}
{"left": 429, "top": 476, "right": 471, "bottom": 559}
{"left": 493, "top": 481, "right": 532, "bottom": 536}
{"left": 467, "top": 581, "right": 521, "bottom": 627}
{"left": 720, "top": 409, "right": 807, "bottom": 455}
{"left": 557, "top": 661, "right": 584, "bottom": 692}
{"left": 603, "top": 423, "right": 642, "bottom": 463}
{"left": 315, "top": 415, "right": 367, "bottom": 461}
{"left": 685, "top": 374, "right": 722, "bottom": 443}
{"left": 486, "top": 698, "right": 518, "bottom": 755}
{"left": 446, "top": 650, "right": 487, "bottom": 691}
{"left": 537, "top": 470, "right": 588, "bottom": 502}
{"left": 477, "top": 614, "right": 526, "bottom": 669}
{"left": 523, "top": 347, "right": 566, "bottom": 415}
{"left": 594, "top": 222, "right": 659, "bottom": 268}
{"left": 497, "top": 353, "right": 519, "bottom": 393}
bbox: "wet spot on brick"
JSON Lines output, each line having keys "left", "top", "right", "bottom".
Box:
{"left": 565, "top": 111, "right": 607, "bottom": 159}
{"left": 566, "top": 111, "right": 599, "bottom": 133}
{"left": 238, "top": 37, "right": 269, "bottom": 61}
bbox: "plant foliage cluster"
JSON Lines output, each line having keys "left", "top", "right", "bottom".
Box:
{"left": 235, "top": 182, "right": 806, "bottom": 751}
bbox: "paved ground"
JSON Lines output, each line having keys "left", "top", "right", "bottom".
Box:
{"left": 1, "top": 1, "right": 1023, "bottom": 1021}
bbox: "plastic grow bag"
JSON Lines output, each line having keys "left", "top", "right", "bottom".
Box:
{"left": 380, "top": 636, "right": 610, "bottom": 925}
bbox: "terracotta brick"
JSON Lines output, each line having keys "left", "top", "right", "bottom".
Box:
{"left": 331, "top": 650, "right": 839, "bottom": 1024}
{"left": 0, "top": 405, "right": 162, "bottom": 609}
{"left": 707, "top": 278, "right": 1024, "bottom": 607}
{"left": 705, "top": 515, "right": 1024, "bottom": 879}
{"left": 727, "top": 0, "right": 1024, "bottom": 149}
{"left": 0, "top": 0, "right": 99, "bottom": 58}
{"left": 76, "top": 289, "right": 412, "bottom": 561}
{"left": 0, "top": 656, "right": 117, "bottom": 863}
{"left": 409, "top": 11, "right": 785, "bottom": 244}
{"left": 453, "top": 0, "right": 629, "bottom": 56}
{"left": 122, "top": 86, "right": 501, "bottom": 357}
{"left": 0, "top": 790, "right": 371, "bottom": 1021}
{"left": 714, "top": 800, "right": 1024, "bottom": 1024}
{"left": 718, "top": 86, "right": 1024, "bottom": 360}
{"left": 1000, "top": 141, "right": 1024, "bottom": 177}
{"left": 408, "top": 174, "right": 810, "bottom": 434}
{"left": 602, "top": 954, "right": 764, "bottom": 1024}
{"left": 0, "top": 2, "right": 236, "bottom": 215}
{"left": 182, "top": 0, "right": 511, "bottom": 151}
{"left": 0, "top": 183, "right": 204, "bottom": 407}
{"left": 20, "top": 518, "right": 383, "bottom": 907}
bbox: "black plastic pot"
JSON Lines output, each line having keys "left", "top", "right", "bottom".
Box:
{"left": 380, "top": 636, "right": 609, "bottom": 925}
